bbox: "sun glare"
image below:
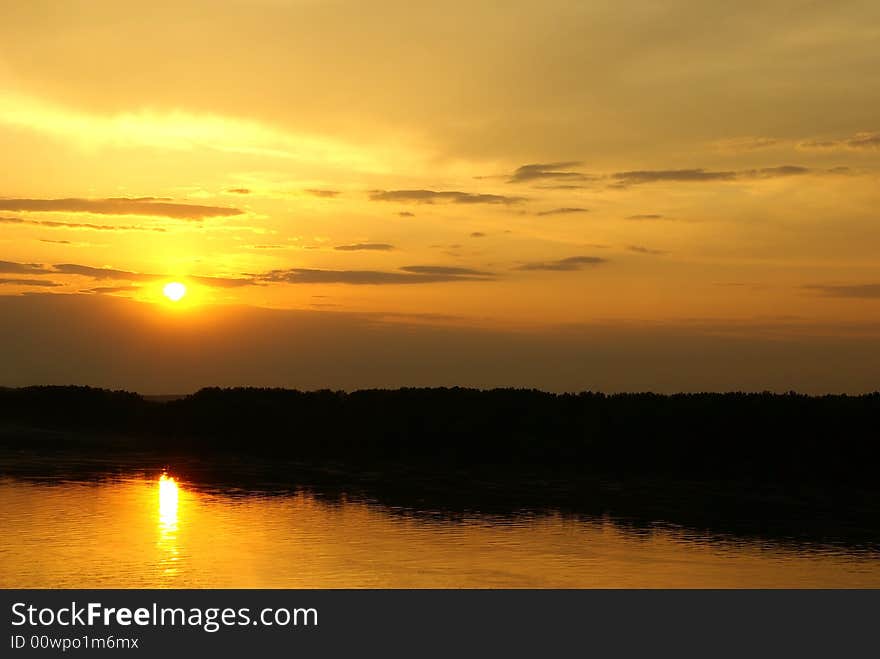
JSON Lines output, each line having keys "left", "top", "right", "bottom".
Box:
{"left": 158, "top": 473, "right": 179, "bottom": 527}
{"left": 163, "top": 282, "right": 187, "bottom": 302}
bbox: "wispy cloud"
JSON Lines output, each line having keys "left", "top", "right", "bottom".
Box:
{"left": 399, "top": 265, "right": 490, "bottom": 276}
{"left": 805, "top": 284, "right": 880, "bottom": 299}
{"left": 0, "top": 198, "right": 241, "bottom": 220}
{"left": 799, "top": 131, "right": 880, "bottom": 151}
{"left": 742, "top": 165, "right": 811, "bottom": 178}
{"left": 0, "top": 92, "right": 395, "bottom": 170}
{"left": 52, "top": 263, "right": 255, "bottom": 287}
{"left": 508, "top": 162, "right": 589, "bottom": 184}
{"left": 535, "top": 207, "right": 589, "bottom": 216}
{"left": 612, "top": 169, "right": 738, "bottom": 186}
{"left": 0, "top": 277, "right": 61, "bottom": 287}
{"left": 369, "top": 190, "right": 524, "bottom": 205}
{"left": 0, "top": 260, "right": 52, "bottom": 274}
{"left": 0, "top": 216, "right": 167, "bottom": 232}
{"left": 189, "top": 275, "right": 257, "bottom": 288}
{"left": 625, "top": 214, "right": 666, "bottom": 221}
{"left": 611, "top": 165, "right": 819, "bottom": 187}
{"left": 305, "top": 189, "right": 341, "bottom": 198}
{"left": 53, "top": 263, "right": 159, "bottom": 281}
{"left": 514, "top": 256, "right": 607, "bottom": 271}
{"left": 628, "top": 245, "right": 668, "bottom": 256}
{"left": 334, "top": 243, "right": 395, "bottom": 251}
{"left": 260, "top": 265, "right": 494, "bottom": 285}
{"left": 82, "top": 285, "right": 140, "bottom": 294}
{"left": 712, "top": 137, "right": 780, "bottom": 152}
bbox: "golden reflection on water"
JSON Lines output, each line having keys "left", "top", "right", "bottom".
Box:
{"left": 1, "top": 473, "right": 880, "bottom": 588}
{"left": 157, "top": 474, "right": 180, "bottom": 580}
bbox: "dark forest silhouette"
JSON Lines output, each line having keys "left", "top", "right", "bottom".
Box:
{"left": 3, "top": 385, "right": 880, "bottom": 547}
{"left": 1, "top": 385, "right": 879, "bottom": 483}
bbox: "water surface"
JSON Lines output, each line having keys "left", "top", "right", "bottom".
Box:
{"left": 2, "top": 471, "right": 879, "bottom": 588}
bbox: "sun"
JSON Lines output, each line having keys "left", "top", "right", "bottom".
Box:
{"left": 163, "top": 281, "right": 187, "bottom": 302}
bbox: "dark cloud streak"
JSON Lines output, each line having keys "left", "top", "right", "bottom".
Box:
{"left": 612, "top": 165, "right": 820, "bottom": 187}
{"left": 628, "top": 245, "right": 668, "bottom": 256}
{"left": 514, "top": 256, "right": 607, "bottom": 272}
{"left": 370, "top": 190, "right": 524, "bottom": 205}
{"left": 0, "top": 260, "right": 52, "bottom": 274}
{"left": 261, "top": 265, "right": 494, "bottom": 285}
{"left": 806, "top": 284, "right": 880, "bottom": 299}
{"left": 53, "top": 263, "right": 255, "bottom": 288}
{"left": 0, "top": 216, "right": 167, "bottom": 232}
{"left": 535, "top": 207, "right": 589, "bottom": 216}
{"left": 799, "top": 131, "right": 880, "bottom": 151}
{"left": 612, "top": 169, "right": 737, "bottom": 186}
{"left": 0, "top": 278, "right": 61, "bottom": 287}
{"left": 509, "top": 162, "right": 589, "bottom": 184}
{"left": 334, "top": 243, "right": 395, "bottom": 251}
{"left": 0, "top": 198, "right": 241, "bottom": 220}
{"left": 53, "top": 264, "right": 159, "bottom": 281}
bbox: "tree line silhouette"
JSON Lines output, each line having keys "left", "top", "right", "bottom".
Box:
{"left": 1, "top": 385, "right": 878, "bottom": 485}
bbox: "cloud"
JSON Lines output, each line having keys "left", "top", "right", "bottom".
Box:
{"left": 799, "top": 131, "right": 880, "bottom": 151}
{"left": 611, "top": 166, "right": 820, "bottom": 187}
{"left": 53, "top": 263, "right": 158, "bottom": 281}
{"left": 0, "top": 216, "right": 167, "bottom": 232}
{"left": 625, "top": 214, "right": 665, "bottom": 221}
{"left": 83, "top": 285, "right": 140, "bottom": 294}
{"left": 470, "top": 232, "right": 486, "bottom": 238}
{"left": 334, "top": 243, "right": 395, "bottom": 251}
{"left": 52, "top": 263, "right": 255, "bottom": 287}
{"left": 369, "top": 190, "right": 524, "bottom": 205}
{"left": 0, "top": 198, "right": 242, "bottom": 220}
{"left": 305, "top": 189, "right": 340, "bottom": 198}
{"left": 189, "top": 275, "right": 257, "bottom": 288}
{"left": 628, "top": 245, "right": 668, "bottom": 256}
{"left": 848, "top": 133, "right": 880, "bottom": 149}
{"left": 260, "top": 265, "right": 494, "bottom": 285}
{"left": 398, "top": 211, "right": 415, "bottom": 217}
{"left": 39, "top": 239, "right": 72, "bottom": 244}
{"left": 0, "top": 278, "right": 61, "bottom": 287}
{"left": 799, "top": 140, "right": 839, "bottom": 149}
{"left": 226, "top": 188, "right": 251, "bottom": 194}
{"left": 399, "top": 265, "right": 490, "bottom": 276}
{"left": 712, "top": 137, "right": 779, "bottom": 152}
{"left": 612, "top": 169, "right": 738, "bottom": 186}
{"left": 0, "top": 92, "right": 390, "bottom": 168}
{"left": 805, "top": 284, "right": 880, "bottom": 299}
{"left": 514, "top": 256, "right": 607, "bottom": 271}
{"left": 0, "top": 260, "right": 52, "bottom": 274}
{"left": 508, "top": 162, "right": 589, "bottom": 184}
{"left": 742, "top": 165, "right": 811, "bottom": 178}
{"left": 535, "top": 207, "right": 589, "bottom": 216}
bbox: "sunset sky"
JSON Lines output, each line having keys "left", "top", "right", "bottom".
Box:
{"left": 2, "top": 1, "right": 879, "bottom": 393}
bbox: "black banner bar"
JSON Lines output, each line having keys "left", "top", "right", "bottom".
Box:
{"left": 2, "top": 590, "right": 877, "bottom": 657}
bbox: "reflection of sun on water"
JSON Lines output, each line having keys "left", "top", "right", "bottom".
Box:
{"left": 159, "top": 474, "right": 179, "bottom": 526}
{"left": 157, "top": 474, "right": 180, "bottom": 579}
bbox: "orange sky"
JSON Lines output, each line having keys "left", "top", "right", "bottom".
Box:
{"left": 1, "top": 1, "right": 879, "bottom": 392}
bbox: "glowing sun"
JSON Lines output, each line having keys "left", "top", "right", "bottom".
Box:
{"left": 163, "top": 281, "right": 187, "bottom": 302}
